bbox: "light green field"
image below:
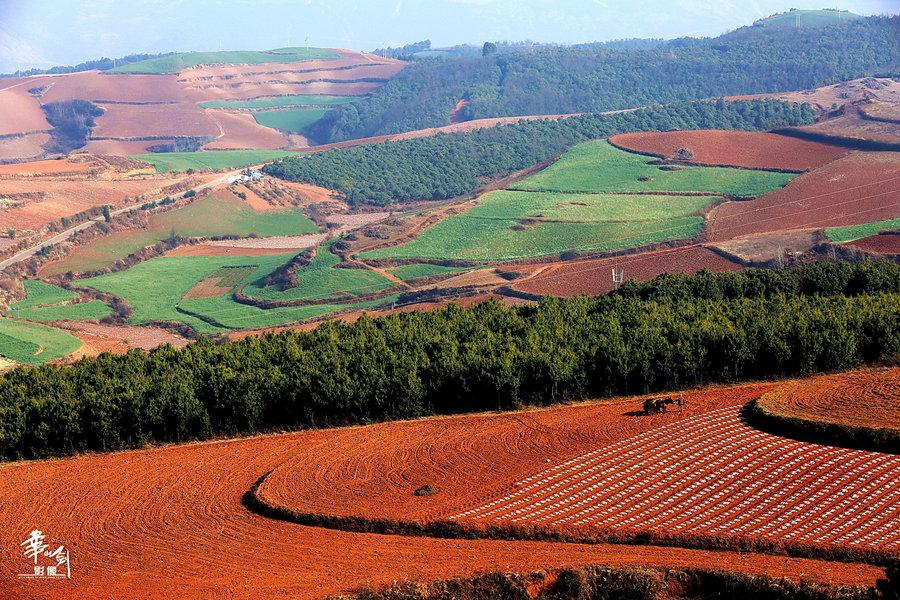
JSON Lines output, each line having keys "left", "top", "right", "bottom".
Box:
{"left": 363, "top": 190, "right": 714, "bottom": 261}
{"left": 80, "top": 249, "right": 395, "bottom": 332}
{"left": 753, "top": 9, "right": 860, "bottom": 29}
{"left": 0, "top": 319, "right": 82, "bottom": 365}
{"left": 43, "top": 193, "right": 318, "bottom": 276}
{"left": 826, "top": 218, "right": 900, "bottom": 244}
{"left": 11, "top": 280, "right": 112, "bottom": 322}
{"left": 389, "top": 264, "right": 471, "bottom": 281}
{"left": 133, "top": 150, "right": 296, "bottom": 173}
{"left": 200, "top": 95, "right": 358, "bottom": 109}
{"left": 510, "top": 140, "right": 795, "bottom": 197}
{"left": 243, "top": 243, "right": 395, "bottom": 302}
{"left": 253, "top": 109, "right": 330, "bottom": 133}
{"left": 14, "top": 280, "right": 77, "bottom": 309}
{"left": 110, "top": 48, "right": 340, "bottom": 74}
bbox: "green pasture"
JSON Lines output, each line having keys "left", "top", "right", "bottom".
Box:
{"left": 132, "top": 150, "right": 296, "bottom": 173}
{"left": 11, "top": 280, "right": 112, "bottom": 322}
{"left": 389, "top": 263, "right": 471, "bottom": 281}
{"left": 510, "top": 140, "right": 794, "bottom": 197}
{"left": 13, "top": 280, "right": 77, "bottom": 309}
{"left": 253, "top": 108, "right": 330, "bottom": 133}
{"left": 0, "top": 319, "right": 82, "bottom": 365}
{"left": 826, "top": 218, "right": 900, "bottom": 244}
{"left": 110, "top": 48, "right": 340, "bottom": 74}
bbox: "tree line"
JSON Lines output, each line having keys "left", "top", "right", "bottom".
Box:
{"left": 309, "top": 16, "right": 898, "bottom": 142}
{"left": 0, "top": 261, "right": 897, "bottom": 462}
{"left": 267, "top": 99, "right": 813, "bottom": 205}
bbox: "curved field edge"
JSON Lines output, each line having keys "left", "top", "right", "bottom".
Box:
{"left": 745, "top": 399, "right": 900, "bottom": 454}
{"left": 245, "top": 438, "right": 894, "bottom": 569}
{"left": 0, "top": 319, "right": 82, "bottom": 365}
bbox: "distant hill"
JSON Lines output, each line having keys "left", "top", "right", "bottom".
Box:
{"left": 751, "top": 9, "right": 862, "bottom": 29}
{"left": 311, "top": 14, "right": 899, "bottom": 143}
{"left": 109, "top": 47, "right": 341, "bottom": 74}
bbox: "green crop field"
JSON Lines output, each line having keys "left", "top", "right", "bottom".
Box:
{"left": 826, "top": 217, "right": 900, "bottom": 244}
{"left": 133, "top": 150, "right": 297, "bottom": 173}
{"left": 389, "top": 263, "right": 471, "bottom": 281}
{"left": 253, "top": 109, "right": 330, "bottom": 133}
{"left": 244, "top": 242, "right": 395, "bottom": 302}
{"left": 363, "top": 190, "right": 715, "bottom": 261}
{"left": 80, "top": 249, "right": 395, "bottom": 332}
{"left": 11, "top": 280, "right": 112, "bottom": 322}
{"left": 200, "top": 95, "right": 358, "bottom": 109}
{"left": 510, "top": 140, "right": 794, "bottom": 197}
{"left": 44, "top": 193, "right": 318, "bottom": 276}
{"left": 753, "top": 9, "right": 860, "bottom": 29}
{"left": 0, "top": 319, "right": 82, "bottom": 365}
{"left": 14, "top": 280, "right": 77, "bottom": 309}
{"left": 109, "top": 47, "right": 340, "bottom": 74}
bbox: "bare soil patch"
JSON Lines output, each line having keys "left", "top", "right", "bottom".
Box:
{"left": 709, "top": 230, "right": 821, "bottom": 264}
{"left": 848, "top": 232, "right": 900, "bottom": 255}
{"left": 53, "top": 320, "right": 188, "bottom": 350}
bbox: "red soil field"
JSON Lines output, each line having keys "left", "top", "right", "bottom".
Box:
{"left": 80, "top": 138, "right": 170, "bottom": 155}
{"left": 37, "top": 71, "right": 186, "bottom": 104}
{"left": 849, "top": 232, "right": 900, "bottom": 255}
{"left": 757, "top": 369, "right": 900, "bottom": 432}
{"left": 454, "top": 405, "right": 900, "bottom": 552}
{"left": 511, "top": 246, "right": 743, "bottom": 296}
{"left": 0, "top": 133, "right": 50, "bottom": 162}
{"left": 92, "top": 102, "right": 220, "bottom": 139}
{"left": 0, "top": 82, "right": 50, "bottom": 135}
{"left": 608, "top": 130, "right": 847, "bottom": 171}
{"left": 202, "top": 110, "right": 288, "bottom": 150}
{"left": 707, "top": 151, "right": 900, "bottom": 241}
{"left": 0, "top": 158, "right": 93, "bottom": 176}
{"left": 0, "top": 382, "right": 884, "bottom": 600}
{"left": 53, "top": 320, "right": 189, "bottom": 351}
{"left": 728, "top": 77, "right": 900, "bottom": 113}
{"left": 165, "top": 243, "right": 302, "bottom": 257}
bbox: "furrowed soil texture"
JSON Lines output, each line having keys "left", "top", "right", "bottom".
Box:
{"left": 42, "top": 190, "right": 317, "bottom": 275}
{"left": 608, "top": 130, "right": 847, "bottom": 171}
{"left": 707, "top": 151, "right": 900, "bottom": 241}
{"left": 756, "top": 369, "right": 900, "bottom": 432}
{"left": 0, "top": 381, "right": 885, "bottom": 600}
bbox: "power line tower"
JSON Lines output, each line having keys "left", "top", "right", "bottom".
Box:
{"left": 612, "top": 267, "right": 625, "bottom": 290}
{"left": 795, "top": 12, "right": 801, "bottom": 29}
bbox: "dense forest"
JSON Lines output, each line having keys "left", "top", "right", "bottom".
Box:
{"left": 42, "top": 99, "right": 105, "bottom": 153}
{"left": 309, "top": 16, "right": 899, "bottom": 142}
{"left": 268, "top": 99, "right": 812, "bottom": 205}
{"left": 0, "top": 261, "right": 897, "bottom": 462}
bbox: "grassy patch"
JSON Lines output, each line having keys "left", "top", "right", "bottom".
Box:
{"left": 389, "top": 263, "right": 471, "bottom": 281}
{"left": 0, "top": 319, "right": 81, "bottom": 365}
{"left": 364, "top": 190, "right": 713, "bottom": 261}
{"left": 826, "top": 218, "right": 900, "bottom": 244}
{"left": 244, "top": 243, "right": 394, "bottom": 302}
{"left": 133, "top": 150, "right": 296, "bottom": 173}
{"left": 511, "top": 140, "right": 794, "bottom": 196}
{"left": 252, "top": 108, "right": 330, "bottom": 133}
{"left": 13, "top": 280, "right": 77, "bottom": 309}
{"left": 109, "top": 48, "right": 340, "bottom": 74}
{"left": 44, "top": 193, "right": 317, "bottom": 275}
{"left": 200, "top": 95, "right": 357, "bottom": 109}
{"left": 15, "top": 301, "right": 112, "bottom": 323}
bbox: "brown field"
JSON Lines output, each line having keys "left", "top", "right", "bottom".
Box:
{"left": 785, "top": 106, "right": 900, "bottom": 147}
{"left": 849, "top": 232, "right": 900, "bottom": 255}
{"left": 706, "top": 151, "right": 900, "bottom": 241}
{"left": 202, "top": 110, "right": 288, "bottom": 150}
{"left": 0, "top": 157, "right": 93, "bottom": 176}
{"left": 728, "top": 77, "right": 900, "bottom": 113}
{"left": 0, "top": 380, "right": 886, "bottom": 600}
{"left": 757, "top": 369, "right": 900, "bottom": 432}
{"left": 39, "top": 71, "right": 186, "bottom": 103}
{"left": 608, "top": 130, "right": 847, "bottom": 171}
{"left": 709, "top": 230, "right": 820, "bottom": 264}
{"left": 511, "top": 246, "right": 743, "bottom": 296}
{"left": 80, "top": 138, "right": 173, "bottom": 155}
{"left": 92, "top": 102, "right": 220, "bottom": 139}
{"left": 0, "top": 81, "right": 51, "bottom": 135}
{"left": 0, "top": 133, "right": 50, "bottom": 162}
{"left": 165, "top": 243, "right": 302, "bottom": 257}
{"left": 53, "top": 320, "right": 188, "bottom": 351}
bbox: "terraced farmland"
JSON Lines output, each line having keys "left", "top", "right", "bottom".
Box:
{"left": 109, "top": 47, "right": 341, "bottom": 73}
{"left": 199, "top": 95, "right": 357, "bottom": 110}
{"left": 362, "top": 141, "right": 794, "bottom": 262}
{"left": 453, "top": 405, "right": 900, "bottom": 551}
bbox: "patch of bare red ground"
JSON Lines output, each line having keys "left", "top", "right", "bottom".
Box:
{"left": 706, "top": 151, "right": 900, "bottom": 242}
{"left": 80, "top": 138, "right": 172, "bottom": 155}
{"left": 0, "top": 133, "right": 50, "bottom": 161}
{"left": 709, "top": 230, "right": 820, "bottom": 264}
{"left": 0, "top": 382, "right": 883, "bottom": 600}
{"left": 202, "top": 110, "right": 288, "bottom": 151}
{"left": 848, "top": 232, "right": 900, "bottom": 255}
{"left": 53, "top": 330, "right": 130, "bottom": 362}
{"left": 0, "top": 81, "right": 51, "bottom": 135}
{"left": 0, "top": 158, "right": 93, "bottom": 176}
{"left": 275, "top": 179, "right": 339, "bottom": 204}
{"left": 53, "top": 320, "right": 188, "bottom": 351}
{"left": 165, "top": 243, "right": 303, "bottom": 257}
{"left": 609, "top": 130, "right": 847, "bottom": 171}
{"left": 450, "top": 99, "right": 469, "bottom": 124}
{"left": 727, "top": 77, "right": 900, "bottom": 113}
{"left": 785, "top": 106, "right": 900, "bottom": 146}
{"left": 92, "top": 102, "right": 220, "bottom": 139}
{"left": 511, "top": 246, "right": 743, "bottom": 296}
{"left": 38, "top": 71, "right": 186, "bottom": 104}
{"left": 758, "top": 368, "right": 900, "bottom": 432}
